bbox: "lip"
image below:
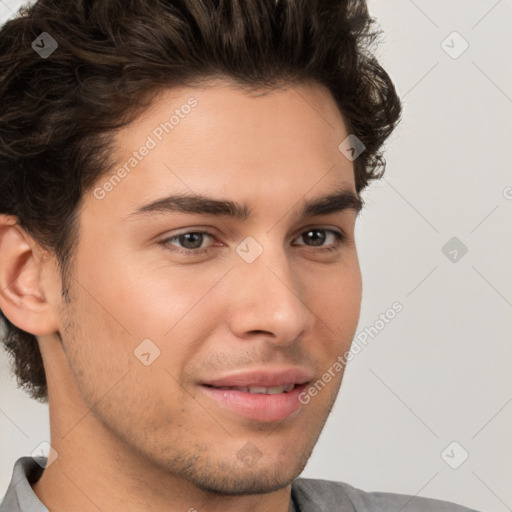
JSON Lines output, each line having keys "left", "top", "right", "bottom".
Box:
{"left": 199, "top": 367, "right": 313, "bottom": 423}
{"left": 201, "top": 367, "right": 313, "bottom": 388}
{"left": 200, "top": 382, "right": 309, "bottom": 423}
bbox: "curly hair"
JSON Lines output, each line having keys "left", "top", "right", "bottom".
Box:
{"left": 0, "top": 0, "right": 402, "bottom": 402}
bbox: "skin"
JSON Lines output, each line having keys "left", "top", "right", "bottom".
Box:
{"left": 0, "top": 78, "right": 362, "bottom": 512}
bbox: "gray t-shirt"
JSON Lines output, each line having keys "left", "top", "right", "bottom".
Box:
{"left": 0, "top": 456, "right": 481, "bottom": 512}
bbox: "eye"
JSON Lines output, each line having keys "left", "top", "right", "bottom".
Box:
{"left": 160, "top": 227, "right": 347, "bottom": 256}
{"left": 161, "top": 231, "right": 216, "bottom": 255}
{"left": 293, "top": 228, "right": 346, "bottom": 252}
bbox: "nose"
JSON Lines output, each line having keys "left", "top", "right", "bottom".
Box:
{"left": 227, "top": 239, "right": 315, "bottom": 347}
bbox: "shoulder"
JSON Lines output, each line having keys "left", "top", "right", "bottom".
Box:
{"left": 291, "top": 477, "right": 481, "bottom": 512}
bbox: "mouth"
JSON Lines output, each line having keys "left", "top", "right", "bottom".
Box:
{"left": 202, "top": 382, "right": 298, "bottom": 394}
{"left": 199, "top": 381, "right": 310, "bottom": 423}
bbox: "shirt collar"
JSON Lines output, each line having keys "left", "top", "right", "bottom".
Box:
{"left": 0, "top": 457, "right": 48, "bottom": 512}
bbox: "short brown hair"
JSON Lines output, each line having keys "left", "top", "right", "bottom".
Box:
{"left": 0, "top": 0, "right": 402, "bottom": 402}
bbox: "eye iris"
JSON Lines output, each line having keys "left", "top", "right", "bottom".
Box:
{"left": 305, "top": 229, "right": 326, "bottom": 246}
{"left": 180, "top": 233, "right": 203, "bottom": 249}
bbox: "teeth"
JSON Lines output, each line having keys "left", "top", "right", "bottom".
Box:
{"left": 219, "top": 383, "right": 295, "bottom": 394}
{"left": 249, "top": 386, "right": 269, "bottom": 394}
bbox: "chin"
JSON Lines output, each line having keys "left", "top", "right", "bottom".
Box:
{"left": 189, "top": 468, "right": 295, "bottom": 496}
{"left": 176, "top": 446, "right": 313, "bottom": 497}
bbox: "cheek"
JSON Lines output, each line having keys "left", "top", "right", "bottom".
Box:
{"left": 302, "top": 257, "right": 362, "bottom": 337}
{"left": 78, "top": 240, "right": 224, "bottom": 342}
{"left": 60, "top": 291, "right": 193, "bottom": 429}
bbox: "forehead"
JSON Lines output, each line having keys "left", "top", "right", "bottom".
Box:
{"left": 87, "top": 79, "right": 356, "bottom": 221}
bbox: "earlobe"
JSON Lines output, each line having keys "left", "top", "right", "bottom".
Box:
{"left": 0, "top": 214, "right": 60, "bottom": 336}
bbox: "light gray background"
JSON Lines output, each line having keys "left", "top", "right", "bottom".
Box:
{"left": 1, "top": 1, "right": 511, "bottom": 511}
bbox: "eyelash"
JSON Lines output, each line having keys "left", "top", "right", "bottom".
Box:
{"left": 160, "top": 228, "right": 347, "bottom": 256}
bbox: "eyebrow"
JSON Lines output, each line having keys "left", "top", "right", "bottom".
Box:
{"left": 125, "top": 186, "right": 363, "bottom": 221}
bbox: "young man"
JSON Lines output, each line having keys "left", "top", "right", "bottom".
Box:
{"left": 0, "top": 1, "right": 481, "bottom": 511}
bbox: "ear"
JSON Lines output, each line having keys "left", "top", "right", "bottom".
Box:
{"left": 0, "top": 214, "right": 60, "bottom": 336}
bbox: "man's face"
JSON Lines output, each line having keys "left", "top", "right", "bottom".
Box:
{"left": 50, "top": 79, "right": 362, "bottom": 494}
